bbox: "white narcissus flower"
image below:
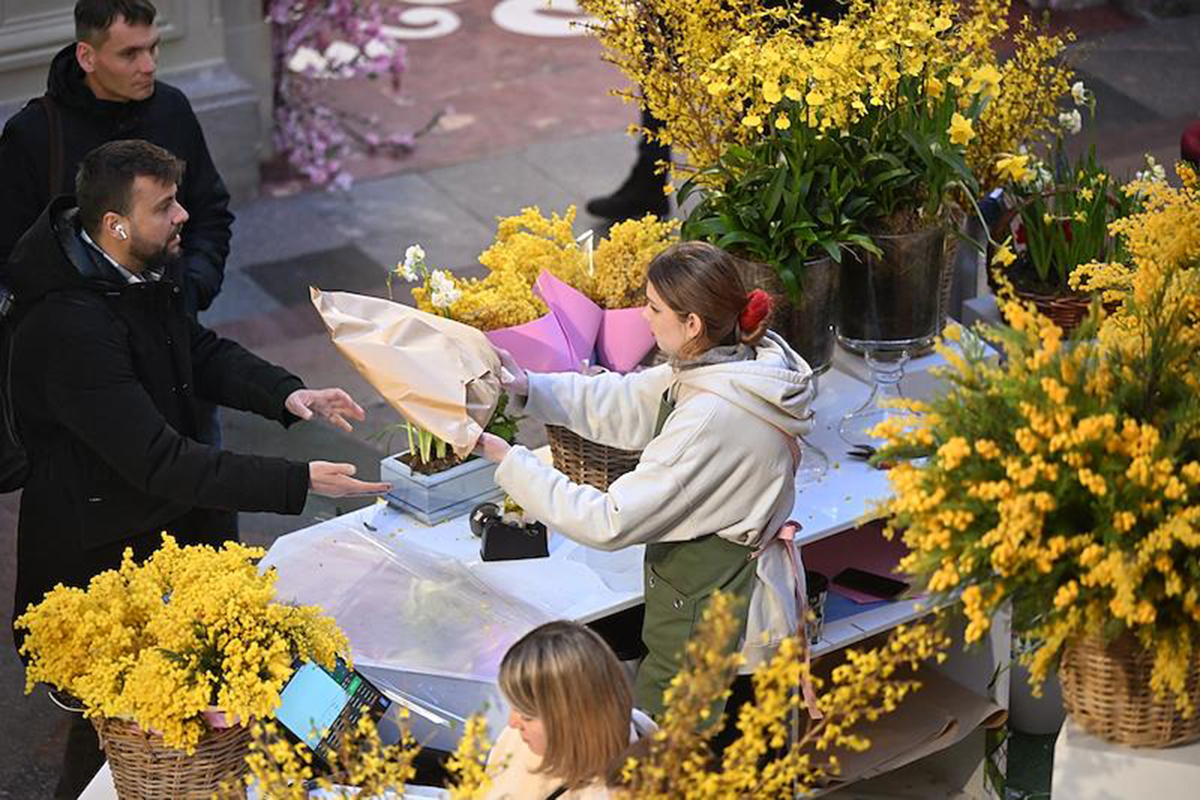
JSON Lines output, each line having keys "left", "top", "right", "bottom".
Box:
{"left": 1135, "top": 155, "right": 1168, "bottom": 184}
{"left": 398, "top": 244, "right": 424, "bottom": 282}
{"left": 1071, "top": 81, "right": 1088, "bottom": 106}
{"left": 286, "top": 46, "right": 327, "bottom": 74}
{"left": 429, "top": 269, "right": 461, "bottom": 309}
{"left": 324, "top": 41, "right": 360, "bottom": 68}
{"left": 1058, "top": 109, "right": 1082, "bottom": 136}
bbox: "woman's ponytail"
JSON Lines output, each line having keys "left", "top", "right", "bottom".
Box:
{"left": 738, "top": 288, "right": 772, "bottom": 346}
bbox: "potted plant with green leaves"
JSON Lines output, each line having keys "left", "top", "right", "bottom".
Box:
{"left": 991, "top": 145, "right": 1141, "bottom": 334}
{"left": 680, "top": 117, "right": 872, "bottom": 374}
{"left": 378, "top": 395, "right": 520, "bottom": 525}
{"left": 371, "top": 245, "right": 522, "bottom": 524}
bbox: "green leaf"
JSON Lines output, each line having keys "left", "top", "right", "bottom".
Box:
{"left": 764, "top": 168, "right": 787, "bottom": 220}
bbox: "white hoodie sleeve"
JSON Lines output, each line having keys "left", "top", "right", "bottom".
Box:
{"left": 509, "top": 364, "right": 673, "bottom": 451}
{"left": 494, "top": 397, "right": 720, "bottom": 551}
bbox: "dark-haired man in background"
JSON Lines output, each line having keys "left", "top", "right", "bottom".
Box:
{"left": 7, "top": 138, "right": 388, "bottom": 796}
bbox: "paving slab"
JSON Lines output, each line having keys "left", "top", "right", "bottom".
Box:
{"left": 423, "top": 150, "right": 584, "bottom": 227}
{"left": 200, "top": 265, "right": 284, "bottom": 328}
{"left": 225, "top": 194, "right": 354, "bottom": 272}
{"left": 1070, "top": 15, "right": 1200, "bottom": 119}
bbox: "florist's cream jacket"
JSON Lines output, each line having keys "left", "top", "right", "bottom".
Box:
{"left": 496, "top": 332, "right": 815, "bottom": 667}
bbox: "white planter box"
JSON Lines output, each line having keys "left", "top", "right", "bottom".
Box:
{"left": 381, "top": 452, "right": 504, "bottom": 525}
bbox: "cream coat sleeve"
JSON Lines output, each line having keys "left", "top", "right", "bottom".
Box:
{"left": 494, "top": 398, "right": 721, "bottom": 552}
{"left": 507, "top": 365, "right": 673, "bottom": 451}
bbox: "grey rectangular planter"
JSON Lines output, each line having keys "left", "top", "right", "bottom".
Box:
{"left": 381, "top": 452, "right": 504, "bottom": 525}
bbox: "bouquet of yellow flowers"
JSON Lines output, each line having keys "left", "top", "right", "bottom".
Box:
{"left": 872, "top": 163, "right": 1200, "bottom": 719}
{"left": 17, "top": 535, "right": 349, "bottom": 753}
{"left": 408, "top": 206, "right": 678, "bottom": 331}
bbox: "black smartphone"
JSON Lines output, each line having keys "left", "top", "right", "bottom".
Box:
{"left": 832, "top": 567, "right": 909, "bottom": 600}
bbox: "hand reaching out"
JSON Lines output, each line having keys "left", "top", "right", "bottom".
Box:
{"left": 309, "top": 461, "right": 391, "bottom": 497}
{"left": 286, "top": 388, "right": 367, "bottom": 432}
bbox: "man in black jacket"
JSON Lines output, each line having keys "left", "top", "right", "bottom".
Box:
{"left": 0, "top": 0, "right": 231, "bottom": 317}
{"left": 8, "top": 139, "right": 388, "bottom": 797}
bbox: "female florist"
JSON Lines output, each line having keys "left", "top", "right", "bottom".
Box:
{"left": 18, "top": 2, "right": 1200, "bottom": 800}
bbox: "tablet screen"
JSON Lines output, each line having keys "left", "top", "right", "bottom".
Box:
{"left": 275, "top": 658, "right": 391, "bottom": 764}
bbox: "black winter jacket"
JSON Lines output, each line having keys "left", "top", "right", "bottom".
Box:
{"left": 0, "top": 44, "right": 233, "bottom": 314}
{"left": 7, "top": 198, "right": 309, "bottom": 629}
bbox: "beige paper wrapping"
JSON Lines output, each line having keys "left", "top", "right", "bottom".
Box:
{"left": 311, "top": 288, "right": 502, "bottom": 458}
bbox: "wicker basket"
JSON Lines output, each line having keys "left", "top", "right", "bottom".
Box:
{"left": 1011, "top": 286, "right": 1092, "bottom": 334}
{"left": 1060, "top": 634, "right": 1200, "bottom": 748}
{"left": 546, "top": 425, "right": 641, "bottom": 491}
{"left": 94, "top": 717, "right": 250, "bottom": 799}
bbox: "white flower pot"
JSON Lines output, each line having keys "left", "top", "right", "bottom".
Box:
{"left": 380, "top": 452, "right": 504, "bottom": 525}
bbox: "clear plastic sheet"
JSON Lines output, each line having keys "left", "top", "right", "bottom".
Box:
{"left": 261, "top": 521, "right": 551, "bottom": 748}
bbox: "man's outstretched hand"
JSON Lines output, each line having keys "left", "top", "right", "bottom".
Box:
{"left": 309, "top": 461, "right": 391, "bottom": 498}
{"left": 286, "top": 388, "right": 367, "bottom": 433}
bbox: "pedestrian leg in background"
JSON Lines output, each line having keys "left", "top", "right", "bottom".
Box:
{"left": 586, "top": 108, "right": 671, "bottom": 222}
{"left": 52, "top": 711, "right": 103, "bottom": 799}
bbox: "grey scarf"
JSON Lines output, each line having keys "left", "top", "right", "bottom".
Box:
{"left": 669, "top": 341, "right": 755, "bottom": 371}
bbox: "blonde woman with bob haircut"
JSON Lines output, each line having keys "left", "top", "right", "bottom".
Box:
{"left": 476, "top": 240, "right": 812, "bottom": 721}
{"left": 485, "top": 620, "right": 655, "bottom": 800}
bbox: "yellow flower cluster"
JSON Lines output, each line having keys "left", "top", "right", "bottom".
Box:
{"left": 17, "top": 536, "right": 348, "bottom": 753}
{"left": 580, "top": 0, "right": 1070, "bottom": 190}
{"left": 413, "top": 206, "right": 677, "bottom": 330}
{"left": 704, "top": 0, "right": 997, "bottom": 135}
{"left": 968, "top": 17, "right": 1074, "bottom": 189}
{"left": 875, "top": 171, "right": 1200, "bottom": 713}
{"left": 237, "top": 711, "right": 492, "bottom": 799}
{"left": 617, "top": 592, "right": 948, "bottom": 798}
{"left": 577, "top": 0, "right": 775, "bottom": 178}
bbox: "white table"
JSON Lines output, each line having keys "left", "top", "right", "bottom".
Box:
{"left": 83, "top": 345, "right": 1008, "bottom": 797}
{"left": 1052, "top": 719, "right": 1200, "bottom": 799}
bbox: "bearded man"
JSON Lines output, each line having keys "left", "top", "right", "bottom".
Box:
{"left": 6, "top": 139, "right": 387, "bottom": 796}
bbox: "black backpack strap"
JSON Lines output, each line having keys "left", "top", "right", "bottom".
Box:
{"left": 38, "top": 95, "right": 64, "bottom": 198}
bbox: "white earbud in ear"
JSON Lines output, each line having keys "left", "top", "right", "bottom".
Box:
{"left": 115, "top": 225, "right": 127, "bottom": 240}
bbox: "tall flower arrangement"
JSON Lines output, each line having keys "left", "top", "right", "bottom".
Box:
{"left": 872, "top": 163, "right": 1200, "bottom": 714}
{"left": 580, "top": 0, "right": 1072, "bottom": 197}
{"left": 17, "top": 536, "right": 349, "bottom": 753}
{"left": 267, "top": 0, "right": 416, "bottom": 189}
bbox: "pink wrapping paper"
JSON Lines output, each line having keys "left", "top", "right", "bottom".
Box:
{"left": 598, "top": 306, "right": 656, "bottom": 374}
{"left": 484, "top": 270, "right": 655, "bottom": 374}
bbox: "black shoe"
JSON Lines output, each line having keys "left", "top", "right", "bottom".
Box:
{"left": 586, "top": 162, "right": 670, "bottom": 221}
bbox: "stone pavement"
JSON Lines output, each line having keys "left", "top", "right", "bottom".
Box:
{"left": 0, "top": 5, "right": 1197, "bottom": 797}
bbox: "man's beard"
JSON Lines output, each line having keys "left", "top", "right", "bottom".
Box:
{"left": 129, "top": 231, "right": 182, "bottom": 272}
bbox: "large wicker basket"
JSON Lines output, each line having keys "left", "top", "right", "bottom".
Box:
{"left": 94, "top": 716, "right": 250, "bottom": 799}
{"left": 1060, "top": 634, "right": 1200, "bottom": 748}
{"left": 546, "top": 425, "right": 641, "bottom": 491}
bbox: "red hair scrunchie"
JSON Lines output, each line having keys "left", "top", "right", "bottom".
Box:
{"left": 740, "top": 288, "right": 772, "bottom": 331}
